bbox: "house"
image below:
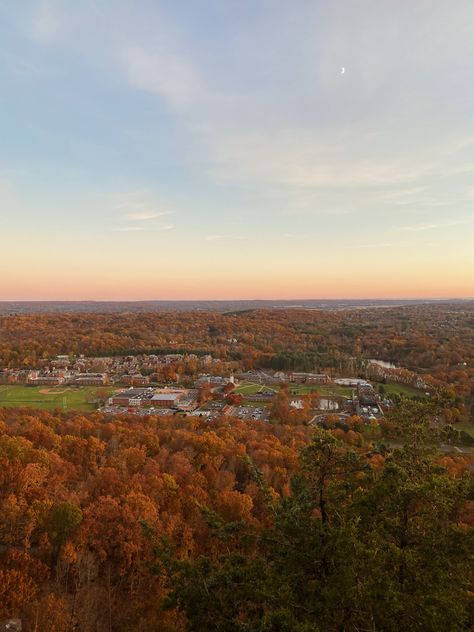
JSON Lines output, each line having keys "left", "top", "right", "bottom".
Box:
{"left": 70, "top": 373, "right": 108, "bottom": 386}
{"left": 194, "top": 375, "right": 235, "bottom": 388}
{"left": 290, "top": 399, "right": 304, "bottom": 409}
{"left": 121, "top": 374, "right": 150, "bottom": 386}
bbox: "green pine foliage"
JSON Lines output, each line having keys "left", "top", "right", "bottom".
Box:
{"left": 157, "top": 404, "right": 474, "bottom": 631}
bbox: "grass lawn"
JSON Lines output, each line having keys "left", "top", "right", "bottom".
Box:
{"left": 236, "top": 380, "right": 425, "bottom": 401}
{"left": 236, "top": 381, "right": 353, "bottom": 399}
{"left": 289, "top": 384, "right": 353, "bottom": 398}
{"left": 235, "top": 382, "right": 276, "bottom": 395}
{"left": 455, "top": 421, "right": 474, "bottom": 438}
{"left": 0, "top": 385, "right": 115, "bottom": 411}
{"left": 379, "top": 382, "right": 426, "bottom": 399}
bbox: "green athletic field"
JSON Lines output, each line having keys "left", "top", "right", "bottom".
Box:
{"left": 0, "top": 385, "right": 114, "bottom": 411}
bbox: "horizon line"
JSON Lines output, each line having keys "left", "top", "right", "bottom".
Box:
{"left": 0, "top": 297, "right": 472, "bottom": 303}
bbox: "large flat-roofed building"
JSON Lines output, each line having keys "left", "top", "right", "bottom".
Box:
{"left": 334, "top": 378, "right": 370, "bottom": 388}
{"left": 109, "top": 387, "right": 191, "bottom": 409}
{"left": 109, "top": 388, "right": 154, "bottom": 407}
{"left": 150, "top": 392, "right": 181, "bottom": 407}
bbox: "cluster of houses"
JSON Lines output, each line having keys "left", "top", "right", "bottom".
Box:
{"left": 0, "top": 369, "right": 108, "bottom": 387}
{"left": 0, "top": 352, "right": 221, "bottom": 387}
{"left": 31, "top": 371, "right": 108, "bottom": 386}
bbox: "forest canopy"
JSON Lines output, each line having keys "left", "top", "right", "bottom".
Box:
{"left": 0, "top": 402, "right": 472, "bottom": 631}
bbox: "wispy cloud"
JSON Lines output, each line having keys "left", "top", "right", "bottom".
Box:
{"left": 120, "top": 45, "right": 207, "bottom": 110}
{"left": 23, "top": 2, "right": 474, "bottom": 201}
{"left": 353, "top": 242, "right": 408, "bottom": 249}
{"left": 112, "top": 223, "right": 174, "bottom": 232}
{"left": 27, "top": 0, "right": 64, "bottom": 43}
{"left": 205, "top": 234, "right": 246, "bottom": 241}
{"left": 398, "top": 218, "right": 473, "bottom": 232}
{"left": 112, "top": 226, "right": 144, "bottom": 232}
{"left": 125, "top": 210, "right": 173, "bottom": 221}
{"left": 157, "top": 223, "right": 175, "bottom": 231}
{"left": 398, "top": 223, "right": 439, "bottom": 232}
{"left": 110, "top": 191, "right": 176, "bottom": 225}
{"left": 376, "top": 186, "right": 428, "bottom": 206}
{"left": 104, "top": 7, "right": 474, "bottom": 197}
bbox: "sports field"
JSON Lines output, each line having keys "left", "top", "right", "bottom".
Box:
{"left": 0, "top": 385, "right": 115, "bottom": 411}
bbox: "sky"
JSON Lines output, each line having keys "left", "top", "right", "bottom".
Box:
{"left": 0, "top": 0, "right": 473, "bottom": 300}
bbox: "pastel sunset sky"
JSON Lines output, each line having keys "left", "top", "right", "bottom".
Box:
{"left": 0, "top": 1, "right": 473, "bottom": 300}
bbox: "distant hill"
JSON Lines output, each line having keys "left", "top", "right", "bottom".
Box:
{"left": 0, "top": 298, "right": 472, "bottom": 314}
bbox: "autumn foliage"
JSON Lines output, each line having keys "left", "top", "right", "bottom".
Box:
{"left": 0, "top": 407, "right": 309, "bottom": 630}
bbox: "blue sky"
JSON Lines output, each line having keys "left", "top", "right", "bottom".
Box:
{"left": 0, "top": 1, "right": 473, "bottom": 299}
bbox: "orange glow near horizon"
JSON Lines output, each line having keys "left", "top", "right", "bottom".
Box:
{"left": 0, "top": 246, "right": 473, "bottom": 300}
{"left": 1, "top": 269, "right": 472, "bottom": 302}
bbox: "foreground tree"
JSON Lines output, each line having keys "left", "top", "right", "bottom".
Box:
{"left": 157, "top": 404, "right": 474, "bottom": 631}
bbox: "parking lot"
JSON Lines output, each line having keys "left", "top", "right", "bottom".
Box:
{"left": 233, "top": 405, "right": 270, "bottom": 422}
